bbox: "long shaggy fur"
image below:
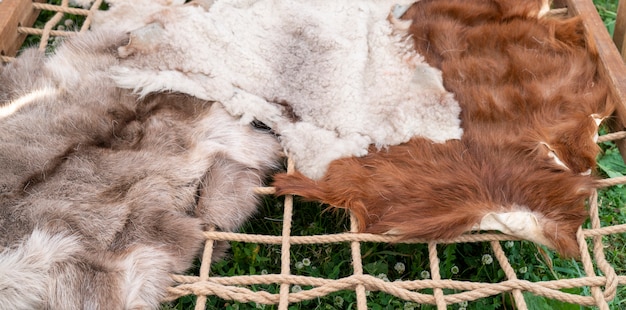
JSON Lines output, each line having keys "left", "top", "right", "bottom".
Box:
{"left": 96, "top": 0, "right": 463, "bottom": 179}
{"left": 0, "top": 30, "right": 281, "bottom": 309}
{"left": 273, "top": 0, "right": 613, "bottom": 257}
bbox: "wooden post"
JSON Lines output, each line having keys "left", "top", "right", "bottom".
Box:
{"left": 0, "top": 0, "right": 46, "bottom": 57}
{"left": 567, "top": 0, "right": 626, "bottom": 160}
{"left": 614, "top": 0, "right": 626, "bottom": 53}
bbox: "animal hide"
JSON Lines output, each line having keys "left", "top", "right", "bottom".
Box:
{"left": 92, "top": 0, "right": 463, "bottom": 179}
{"left": 399, "top": 0, "right": 612, "bottom": 175}
{"left": 0, "top": 31, "right": 281, "bottom": 309}
{"left": 273, "top": 0, "right": 613, "bottom": 257}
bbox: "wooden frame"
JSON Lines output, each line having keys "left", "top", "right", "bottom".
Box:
{"left": 565, "top": 0, "right": 626, "bottom": 157}
{"left": 0, "top": 0, "right": 45, "bottom": 58}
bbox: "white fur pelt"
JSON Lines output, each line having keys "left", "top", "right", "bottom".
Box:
{"left": 0, "top": 30, "right": 281, "bottom": 309}
{"left": 94, "top": 0, "right": 463, "bottom": 179}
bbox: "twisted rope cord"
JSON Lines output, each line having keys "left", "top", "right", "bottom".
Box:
{"left": 199, "top": 225, "right": 626, "bottom": 245}
{"left": 350, "top": 213, "right": 368, "bottom": 309}
{"left": 577, "top": 226, "right": 610, "bottom": 309}
{"left": 578, "top": 190, "right": 607, "bottom": 309}
{"left": 277, "top": 158, "right": 295, "bottom": 310}
{"left": 166, "top": 274, "right": 626, "bottom": 306}
{"left": 31, "top": 2, "right": 90, "bottom": 15}
{"left": 194, "top": 226, "right": 216, "bottom": 310}
{"left": 81, "top": 0, "right": 103, "bottom": 32}
{"left": 491, "top": 240, "right": 528, "bottom": 309}
{"left": 169, "top": 273, "right": 625, "bottom": 291}
{"left": 589, "top": 190, "right": 619, "bottom": 301}
{"left": 596, "top": 176, "right": 626, "bottom": 188}
{"left": 598, "top": 131, "right": 626, "bottom": 143}
{"left": 0, "top": 55, "right": 13, "bottom": 63}
{"left": 428, "top": 242, "right": 446, "bottom": 309}
{"left": 584, "top": 223, "right": 626, "bottom": 236}
{"left": 38, "top": 0, "right": 68, "bottom": 51}
{"left": 17, "top": 27, "right": 75, "bottom": 37}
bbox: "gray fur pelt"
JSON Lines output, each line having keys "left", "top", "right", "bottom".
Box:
{"left": 0, "top": 30, "right": 281, "bottom": 309}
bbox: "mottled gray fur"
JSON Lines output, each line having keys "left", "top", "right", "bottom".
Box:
{"left": 0, "top": 31, "right": 281, "bottom": 309}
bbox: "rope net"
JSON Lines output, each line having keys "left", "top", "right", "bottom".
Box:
{"left": 2, "top": 1, "right": 626, "bottom": 309}
{"left": 163, "top": 155, "right": 626, "bottom": 310}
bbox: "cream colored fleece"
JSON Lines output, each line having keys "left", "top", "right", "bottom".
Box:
{"left": 100, "top": 0, "right": 463, "bottom": 178}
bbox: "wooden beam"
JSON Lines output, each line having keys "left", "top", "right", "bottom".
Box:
{"left": 567, "top": 0, "right": 626, "bottom": 163}
{"left": 567, "top": 0, "right": 626, "bottom": 129}
{"left": 0, "top": 0, "right": 45, "bottom": 58}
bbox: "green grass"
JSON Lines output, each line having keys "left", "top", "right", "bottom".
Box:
{"left": 595, "top": 0, "right": 619, "bottom": 36}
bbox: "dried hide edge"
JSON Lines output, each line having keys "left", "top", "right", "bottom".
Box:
{"left": 0, "top": 30, "right": 281, "bottom": 309}
{"left": 273, "top": 0, "right": 612, "bottom": 258}
{"left": 95, "top": 0, "right": 463, "bottom": 179}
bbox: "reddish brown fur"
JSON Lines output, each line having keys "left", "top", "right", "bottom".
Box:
{"left": 405, "top": 0, "right": 611, "bottom": 173}
{"left": 273, "top": 0, "right": 613, "bottom": 257}
{"left": 274, "top": 137, "right": 592, "bottom": 256}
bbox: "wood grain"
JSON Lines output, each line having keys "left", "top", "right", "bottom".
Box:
{"left": 567, "top": 0, "right": 626, "bottom": 129}
{"left": 0, "top": 0, "right": 45, "bottom": 57}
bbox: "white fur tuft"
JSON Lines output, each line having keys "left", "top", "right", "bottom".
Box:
{"left": 119, "top": 247, "right": 175, "bottom": 309}
{"left": 0, "top": 230, "right": 81, "bottom": 310}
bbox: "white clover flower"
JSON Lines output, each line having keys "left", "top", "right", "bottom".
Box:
{"left": 334, "top": 296, "right": 344, "bottom": 307}
{"left": 519, "top": 266, "right": 528, "bottom": 274}
{"left": 64, "top": 19, "right": 74, "bottom": 27}
{"left": 302, "top": 258, "right": 311, "bottom": 266}
{"left": 291, "top": 285, "right": 302, "bottom": 293}
{"left": 57, "top": 25, "right": 66, "bottom": 31}
{"left": 394, "top": 262, "right": 406, "bottom": 274}
{"left": 377, "top": 273, "right": 390, "bottom": 282}
{"left": 450, "top": 265, "right": 459, "bottom": 275}
{"left": 295, "top": 261, "right": 304, "bottom": 270}
{"left": 261, "top": 269, "right": 268, "bottom": 275}
{"left": 459, "top": 300, "right": 468, "bottom": 307}
{"left": 459, "top": 308, "right": 466, "bottom": 310}
{"left": 481, "top": 254, "right": 493, "bottom": 265}
{"left": 505, "top": 241, "right": 515, "bottom": 249}
{"left": 404, "top": 301, "right": 419, "bottom": 310}
{"left": 365, "top": 290, "right": 372, "bottom": 297}
{"left": 420, "top": 270, "right": 430, "bottom": 279}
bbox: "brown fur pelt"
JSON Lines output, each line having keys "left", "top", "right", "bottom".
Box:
{"left": 0, "top": 31, "right": 281, "bottom": 309}
{"left": 272, "top": 0, "right": 613, "bottom": 257}
{"left": 401, "top": 0, "right": 612, "bottom": 173}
